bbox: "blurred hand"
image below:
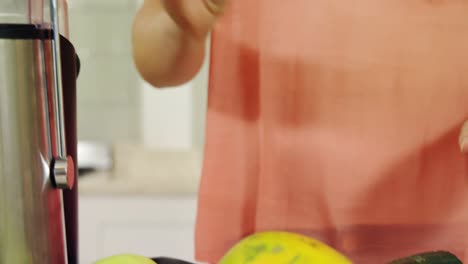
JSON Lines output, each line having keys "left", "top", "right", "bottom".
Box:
{"left": 202, "top": 0, "right": 228, "bottom": 14}
{"left": 132, "top": 0, "right": 230, "bottom": 87}
{"left": 161, "top": 0, "right": 229, "bottom": 37}
{"left": 459, "top": 120, "right": 468, "bottom": 153}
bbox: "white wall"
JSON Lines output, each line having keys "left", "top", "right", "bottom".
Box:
{"left": 141, "top": 41, "right": 210, "bottom": 152}
{"left": 141, "top": 83, "right": 194, "bottom": 150}
{"left": 72, "top": 0, "right": 210, "bottom": 194}
{"left": 72, "top": 0, "right": 210, "bottom": 152}
{"left": 70, "top": 0, "right": 141, "bottom": 144}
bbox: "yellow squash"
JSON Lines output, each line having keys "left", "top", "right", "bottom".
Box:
{"left": 94, "top": 254, "right": 157, "bottom": 264}
{"left": 219, "top": 231, "right": 353, "bottom": 264}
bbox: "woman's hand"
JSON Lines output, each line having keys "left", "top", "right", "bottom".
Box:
{"left": 161, "top": 0, "right": 228, "bottom": 38}
{"left": 202, "top": 0, "right": 228, "bottom": 15}
{"left": 132, "top": 0, "right": 229, "bottom": 87}
{"left": 459, "top": 121, "right": 468, "bottom": 153}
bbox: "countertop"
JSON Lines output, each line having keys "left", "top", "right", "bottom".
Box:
{"left": 78, "top": 143, "right": 202, "bottom": 195}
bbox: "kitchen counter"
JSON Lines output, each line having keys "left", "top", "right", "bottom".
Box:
{"left": 78, "top": 143, "right": 202, "bottom": 195}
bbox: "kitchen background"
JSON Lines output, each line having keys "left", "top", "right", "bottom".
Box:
{"left": 68, "top": 0, "right": 210, "bottom": 263}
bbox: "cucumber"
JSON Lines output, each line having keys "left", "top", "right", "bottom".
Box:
{"left": 388, "top": 251, "right": 462, "bottom": 264}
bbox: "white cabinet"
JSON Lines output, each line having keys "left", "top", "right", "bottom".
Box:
{"left": 78, "top": 195, "right": 199, "bottom": 264}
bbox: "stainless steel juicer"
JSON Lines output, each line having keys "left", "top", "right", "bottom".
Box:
{"left": 0, "top": 0, "right": 79, "bottom": 263}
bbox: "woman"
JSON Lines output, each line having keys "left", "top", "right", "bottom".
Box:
{"left": 132, "top": 1, "right": 468, "bottom": 263}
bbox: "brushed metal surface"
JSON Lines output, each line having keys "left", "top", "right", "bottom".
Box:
{"left": 0, "top": 38, "right": 68, "bottom": 264}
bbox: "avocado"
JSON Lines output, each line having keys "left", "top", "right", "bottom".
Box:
{"left": 389, "top": 251, "right": 462, "bottom": 264}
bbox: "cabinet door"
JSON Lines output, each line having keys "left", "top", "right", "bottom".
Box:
{"left": 79, "top": 196, "right": 198, "bottom": 264}
{"left": 101, "top": 224, "right": 195, "bottom": 261}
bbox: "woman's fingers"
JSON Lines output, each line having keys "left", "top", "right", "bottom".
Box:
{"left": 160, "top": 0, "right": 227, "bottom": 37}
{"left": 459, "top": 120, "right": 468, "bottom": 153}
{"left": 202, "top": 0, "right": 229, "bottom": 15}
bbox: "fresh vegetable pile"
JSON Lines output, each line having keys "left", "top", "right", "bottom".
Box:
{"left": 95, "top": 231, "right": 463, "bottom": 264}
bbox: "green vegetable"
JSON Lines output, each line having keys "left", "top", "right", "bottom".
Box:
{"left": 389, "top": 251, "right": 462, "bottom": 264}
{"left": 94, "top": 254, "right": 157, "bottom": 264}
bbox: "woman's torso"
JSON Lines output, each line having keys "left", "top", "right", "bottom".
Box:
{"left": 195, "top": 1, "right": 468, "bottom": 263}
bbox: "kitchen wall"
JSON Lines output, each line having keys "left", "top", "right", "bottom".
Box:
{"left": 69, "top": 0, "right": 210, "bottom": 194}
{"left": 70, "top": 0, "right": 142, "bottom": 144}
{"left": 70, "top": 0, "right": 209, "bottom": 149}
{"left": 141, "top": 42, "right": 210, "bottom": 151}
{"left": 68, "top": 1, "right": 209, "bottom": 262}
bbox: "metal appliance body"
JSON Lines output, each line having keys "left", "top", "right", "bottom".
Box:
{"left": 0, "top": 24, "right": 78, "bottom": 264}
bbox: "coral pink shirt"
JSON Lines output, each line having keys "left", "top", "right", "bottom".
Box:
{"left": 195, "top": 1, "right": 468, "bottom": 263}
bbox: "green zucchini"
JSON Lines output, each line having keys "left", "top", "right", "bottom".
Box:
{"left": 388, "top": 251, "right": 462, "bottom": 264}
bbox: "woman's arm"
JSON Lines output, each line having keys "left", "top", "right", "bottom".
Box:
{"left": 132, "top": 0, "right": 226, "bottom": 87}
